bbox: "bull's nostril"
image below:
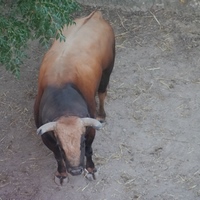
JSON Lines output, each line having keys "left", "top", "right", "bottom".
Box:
{"left": 69, "top": 167, "right": 83, "bottom": 176}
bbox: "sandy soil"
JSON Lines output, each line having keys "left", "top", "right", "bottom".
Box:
{"left": 1, "top": 5, "right": 200, "bottom": 200}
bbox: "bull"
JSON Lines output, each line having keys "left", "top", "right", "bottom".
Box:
{"left": 34, "top": 11, "right": 115, "bottom": 185}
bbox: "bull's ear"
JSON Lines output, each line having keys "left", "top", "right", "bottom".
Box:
{"left": 37, "top": 122, "right": 57, "bottom": 136}
{"left": 81, "top": 118, "right": 102, "bottom": 130}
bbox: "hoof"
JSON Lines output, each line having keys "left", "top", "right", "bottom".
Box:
{"left": 84, "top": 168, "right": 98, "bottom": 181}
{"left": 96, "top": 116, "right": 106, "bottom": 123}
{"left": 54, "top": 172, "right": 69, "bottom": 186}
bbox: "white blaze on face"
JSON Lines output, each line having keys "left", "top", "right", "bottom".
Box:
{"left": 54, "top": 117, "right": 86, "bottom": 167}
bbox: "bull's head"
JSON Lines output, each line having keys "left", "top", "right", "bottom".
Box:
{"left": 37, "top": 116, "right": 102, "bottom": 176}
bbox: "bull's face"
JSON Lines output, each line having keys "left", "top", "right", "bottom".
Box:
{"left": 37, "top": 116, "right": 102, "bottom": 176}
{"left": 54, "top": 117, "right": 86, "bottom": 176}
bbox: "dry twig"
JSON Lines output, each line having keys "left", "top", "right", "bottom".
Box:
{"left": 117, "top": 12, "right": 128, "bottom": 31}
{"left": 149, "top": 10, "right": 161, "bottom": 27}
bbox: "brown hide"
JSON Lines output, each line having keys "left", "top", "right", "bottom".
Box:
{"left": 34, "top": 11, "right": 115, "bottom": 125}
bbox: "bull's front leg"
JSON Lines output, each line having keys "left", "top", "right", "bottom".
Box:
{"left": 54, "top": 151, "right": 68, "bottom": 185}
{"left": 84, "top": 127, "right": 97, "bottom": 180}
{"left": 41, "top": 133, "right": 68, "bottom": 185}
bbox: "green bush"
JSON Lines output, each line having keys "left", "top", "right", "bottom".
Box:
{"left": 0, "top": 0, "right": 80, "bottom": 77}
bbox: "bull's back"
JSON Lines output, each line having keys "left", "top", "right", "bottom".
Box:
{"left": 51, "top": 11, "right": 114, "bottom": 61}
{"left": 39, "top": 11, "right": 115, "bottom": 88}
{"left": 35, "top": 11, "right": 115, "bottom": 125}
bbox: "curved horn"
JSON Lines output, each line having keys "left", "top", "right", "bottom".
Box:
{"left": 81, "top": 118, "right": 102, "bottom": 130}
{"left": 37, "top": 122, "right": 57, "bottom": 136}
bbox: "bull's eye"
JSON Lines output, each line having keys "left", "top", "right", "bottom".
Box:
{"left": 80, "top": 136, "right": 85, "bottom": 150}
{"left": 57, "top": 142, "right": 65, "bottom": 156}
{"left": 60, "top": 148, "right": 67, "bottom": 161}
{"left": 56, "top": 139, "right": 61, "bottom": 146}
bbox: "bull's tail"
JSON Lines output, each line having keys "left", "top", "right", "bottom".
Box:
{"left": 87, "top": 10, "right": 102, "bottom": 19}
{"left": 82, "top": 10, "right": 103, "bottom": 25}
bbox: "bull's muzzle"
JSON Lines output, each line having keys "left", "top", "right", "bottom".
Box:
{"left": 68, "top": 166, "right": 84, "bottom": 176}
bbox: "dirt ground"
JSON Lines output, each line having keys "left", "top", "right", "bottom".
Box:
{"left": 1, "top": 5, "right": 200, "bottom": 200}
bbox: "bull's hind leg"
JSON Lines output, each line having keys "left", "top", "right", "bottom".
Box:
{"left": 97, "top": 64, "right": 114, "bottom": 122}
{"left": 41, "top": 133, "right": 68, "bottom": 185}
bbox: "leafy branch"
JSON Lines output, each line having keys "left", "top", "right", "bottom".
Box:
{"left": 0, "top": 0, "right": 80, "bottom": 77}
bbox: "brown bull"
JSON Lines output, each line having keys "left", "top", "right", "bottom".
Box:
{"left": 34, "top": 11, "right": 115, "bottom": 185}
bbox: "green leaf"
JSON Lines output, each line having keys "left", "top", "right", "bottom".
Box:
{"left": 0, "top": 0, "right": 80, "bottom": 77}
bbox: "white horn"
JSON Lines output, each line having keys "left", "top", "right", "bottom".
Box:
{"left": 37, "top": 122, "right": 57, "bottom": 136}
{"left": 81, "top": 118, "right": 102, "bottom": 130}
